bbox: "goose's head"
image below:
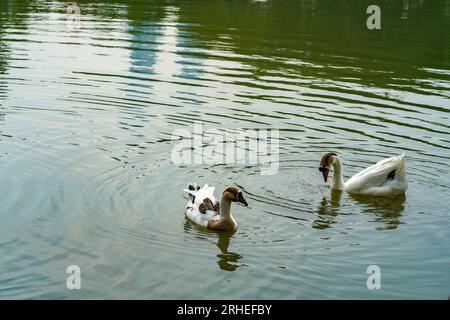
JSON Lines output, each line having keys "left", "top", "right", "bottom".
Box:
{"left": 319, "top": 152, "right": 337, "bottom": 183}
{"left": 223, "top": 187, "right": 248, "bottom": 207}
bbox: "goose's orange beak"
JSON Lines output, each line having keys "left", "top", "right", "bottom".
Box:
{"left": 322, "top": 170, "right": 329, "bottom": 183}
{"left": 319, "top": 167, "right": 329, "bottom": 183}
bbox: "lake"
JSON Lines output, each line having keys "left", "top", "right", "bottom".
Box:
{"left": 0, "top": 0, "right": 449, "bottom": 299}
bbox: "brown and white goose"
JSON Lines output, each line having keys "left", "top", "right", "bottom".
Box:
{"left": 183, "top": 184, "right": 248, "bottom": 231}
{"left": 319, "top": 152, "right": 407, "bottom": 197}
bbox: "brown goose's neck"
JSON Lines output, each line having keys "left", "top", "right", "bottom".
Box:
{"left": 220, "top": 195, "right": 232, "bottom": 219}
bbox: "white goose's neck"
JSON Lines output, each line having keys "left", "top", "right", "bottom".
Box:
{"left": 332, "top": 157, "right": 346, "bottom": 191}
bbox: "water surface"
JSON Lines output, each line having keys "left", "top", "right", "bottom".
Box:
{"left": 0, "top": 0, "right": 449, "bottom": 299}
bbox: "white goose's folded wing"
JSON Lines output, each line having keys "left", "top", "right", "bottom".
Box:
{"left": 345, "top": 154, "right": 407, "bottom": 195}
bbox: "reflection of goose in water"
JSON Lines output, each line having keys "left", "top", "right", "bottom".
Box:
{"left": 314, "top": 190, "right": 343, "bottom": 230}
{"left": 350, "top": 193, "right": 406, "bottom": 230}
{"left": 184, "top": 220, "right": 245, "bottom": 272}
{"left": 216, "top": 232, "right": 245, "bottom": 272}
{"left": 315, "top": 190, "right": 406, "bottom": 230}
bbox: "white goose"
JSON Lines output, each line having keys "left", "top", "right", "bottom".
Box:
{"left": 319, "top": 152, "right": 407, "bottom": 197}
{"left": 183, "top": 183, "right": 248, "bottom": 231}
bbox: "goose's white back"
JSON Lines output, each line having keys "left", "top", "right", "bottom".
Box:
{"left": 345, "top": 154, "right": 407, "bottom": 196}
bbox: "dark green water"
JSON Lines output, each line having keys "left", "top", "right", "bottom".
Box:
{"left": 0, "top": 0, "right": 449, "bottom": 299}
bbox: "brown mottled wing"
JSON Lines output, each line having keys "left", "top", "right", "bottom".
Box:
{"left": 199, "top": 198, "right": 220, "bottom": 215}
{"left": 213, "top": 201, "right": 220, "bottom": 214}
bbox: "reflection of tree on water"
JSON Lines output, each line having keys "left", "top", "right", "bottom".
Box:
{"left": 175, "top": 0, "right": 449, "bottom": 88}
{"left": 315, "top": 190, "right": 405, "bottom": 230}
{"left": 400, "top": 0, "right": 428, "bottom": 20}
{"left": 128, "top": 25, "right": 158, "bottom": 77}
{"left": 0, "top": 0, "right": 31, "bottom": 106}
{"left": 176, "top": 26, "right": 206, "bottom": 82}
{"left": 0, "top": 40, "right": 9, "bottom": 77}
{"left": 127, "top": 4, "right": 207, "bottom": 105}
{"left": 127, "top": 5, "right": 166, "bottom": 77}
{"left": 173, "top": 23, "right": 206, "bottom": 106}
{"left": 56, "top": 0, "right": 450, "bottom": 90}
{"left": 401, "top": 0, "right": 410, "bottom": 20}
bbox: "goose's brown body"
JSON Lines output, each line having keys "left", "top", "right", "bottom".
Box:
{"left": 184, "top": 184, "right": 248, "bottom": 231}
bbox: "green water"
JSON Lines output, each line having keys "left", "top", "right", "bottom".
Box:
{"left": 0, "top": 0, "right": 449, "bottom": 299}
